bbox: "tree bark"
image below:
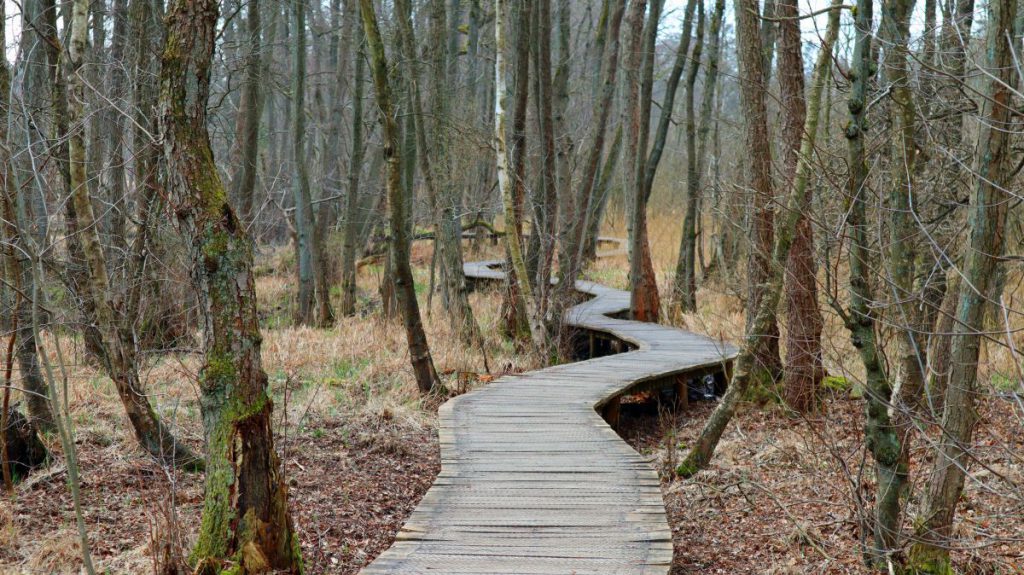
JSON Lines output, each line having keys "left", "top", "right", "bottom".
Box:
{"left": 692, "top": 0, "right": 725, "bottom": 279}
{"left": 881, "top": 0, "right": 925, "bottom": 416}
{"left": 624, "top": 0, "right": 662, "bottom": 322}
{"left": 0, "top": 191, "right": 52, "bottom": 432}
{"left": 291, "top": 0, "right": 334, "bottom": 328}
{"left": 69, "top": 0, "right": 199, "bottom": 469}
{"left": 229, "top": 0, "right": 263, "bottom": 224}
{"left": 38, "top": 0, "right": 105, "bottom": 364}
{"left": 552, "top": 0, "right": 573, "bottom": 288}
{"left": 564, "top": 0, "right": 626, "bottom": 275}
{"left": 393, "top": 0, "right": 480, "bottom": 346}
{"left": 759, "top": 0, "right": 777, "bottom": 82}
{"left": 360, "top": 0, "right": 442, "bottom": 396}
{"left": 340, "top": 3, "right": 365, "bottom": 317}
{"left": 778, "top": 0, "right": 823, "bottom": 412}
{"left": 497, "top": 0, "right": 547, "bottom": 353}
{"left": 159, "top": 0, "right": 302, "bottom": 569}
{"left": 532, "top": 0, "right": 558, "bottom": 333}
{"left": 838, "top": 0, "right": 910, "bottom": 562}
{"left": 670, "top": 0, "right": 701, "bottom": 313}
{"left": 0, "top": 28, "right": 54, "bottom": 432}
{"left": 910, "top": 0, "right": 1016, "bottom": 568}
{"left": 679, "top": 0, "right": 839, "bottom": 478}
{"left": 498, "top": 7, "right": 530, "bottom": 341}
{"left": 740, "top": 0, "right": 782, "bottom": 387}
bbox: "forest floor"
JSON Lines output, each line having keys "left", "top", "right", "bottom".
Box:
{"left": 3, "top": 213, "right": 1023, "bottom": 573}
{"left": 617, "top": 393, "right": 1024, "bottom": 574}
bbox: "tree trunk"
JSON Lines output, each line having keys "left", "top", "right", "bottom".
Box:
{"left": 692, "top": 0, "right": 725, "bottom": 279}
{"left": 393, "top": 0, "right": 480, "bottom": 346}
{"left": 577, "top": 0, "right": 614, "bottom": 265}
{"left": 340, "top": 4, "right": 365, "bottom": 317}
{"left": 778, "top": 0, "right": 823, "bottom": 412}
{"left": 838, "top": 0, "right": 910, "bottom": 563}
{"left": 532, "top": 0, "right": 558, "bottom": 334}
{"left": 925, "top": 269, "right": 958, "bottom": 414}
{"left": 563, "top": 0, "right": 626, "bottom": 283}
{"left": 552, "top": 0, "right": 572, "bottom": 290}
{"left": 360, "top": 0, "right": 442, "bottom": 396}
{"left": 159, "top": 0, "right": 302, "bottom": 569}
{"left": 322, "top": 0, "right": 349, "bottom": 307}
{"left": 499, "top": 0, "right": 527, "bottom": 341}
{"left": 101, "top": 0, "right": 132, "bottom": 265}
{"left": 0, "top": 46, "right": 54, "bottom": 433}
{"left": 624, "top": 0, "right": 662, "bottom": 322}
{"left": 741, "top": 0, "right": 782, "bottom": 388}
{"left": 428, "top": 0, "right": 477, "bottom": 345}
{"left": 670, "top": 0, "right": 701, "bottom": 313}
{"left": 497, "top": 0, "right": 547, "bottom": 353}
{"left": 8, "top": 0, "right": 56, "bottom": 431}
{"left": 679, "top": 0, "right": 839, "bottom": 478}
{"left": 229, "top": 0, "right": 263, "bottom": 224}
{"left": 292, "top": 0, "right": 334, "bottom": 327}
{"left": 38, "top": 0, "right": 105, "bottom": 364}
{"left": 759, "top": 0, "right": 777, "bottom": 82}
{"left": 129, "top": 0, "right": 182, "bottom": 351}
{"left": 882, "top": 0, "right": 925, "bottom": 417}
{"left": 69, "top": 0, "right": 199, "bottom": 469}
{"left": 909, "top": 0, "right": 1016, "bottom": 568}
{"left": 1, "top": 191, "right": 53, "bottom": 432}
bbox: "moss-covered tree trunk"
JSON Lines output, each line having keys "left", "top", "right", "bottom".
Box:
{"left": 159, "top": 0, "right": 302, "bottom": 570}
{"left": 909, "top": 0, "right": 1017, "bottom": 568}
{"left": 839, "top": 0, "right": 910, "bottom": 563}
{"left": 360, "top": 0, "right": 442, "bottom": 396}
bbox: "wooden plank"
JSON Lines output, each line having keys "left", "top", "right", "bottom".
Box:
{"left": 359, "top": 238, "right": 738, "bottom": 574}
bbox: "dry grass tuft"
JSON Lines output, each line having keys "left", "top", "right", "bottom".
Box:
{"left": 0, "top": 504, "right": 17, "bottom": 552}
{"left": 26, "top": 529, "right": 82, "bottom": 574}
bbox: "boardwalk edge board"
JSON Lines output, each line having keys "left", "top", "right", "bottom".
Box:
{"left": 360, "top": 238, "right": 738, "bottom": 574}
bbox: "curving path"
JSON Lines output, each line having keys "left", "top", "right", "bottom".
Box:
{"left": 361, "top": 239, "right": 738, "bottom": 575}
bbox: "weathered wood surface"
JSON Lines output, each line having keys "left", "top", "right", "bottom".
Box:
{"left": 361, "top": 239, "right": 738, "bottom": 574}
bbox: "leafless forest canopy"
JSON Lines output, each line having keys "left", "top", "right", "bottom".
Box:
{"left": 1, "top": 0, "right": 1023, "bottom": 572}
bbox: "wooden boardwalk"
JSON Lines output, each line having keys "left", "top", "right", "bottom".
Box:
{"left": 361, "top": 241, "right": 738, "bottom": 574}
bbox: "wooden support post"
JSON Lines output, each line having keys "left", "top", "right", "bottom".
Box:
{"left": 674, "top": 375, "right": 689, "bottom": 410}
{"left": 718, "top": 359, "right": 734, "bottom": 395}
{"left": 588, "top": 333, "right": 596, "bottom": 359}
{"left": 602, "top": 397, "right": 621, "bottom": 429}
